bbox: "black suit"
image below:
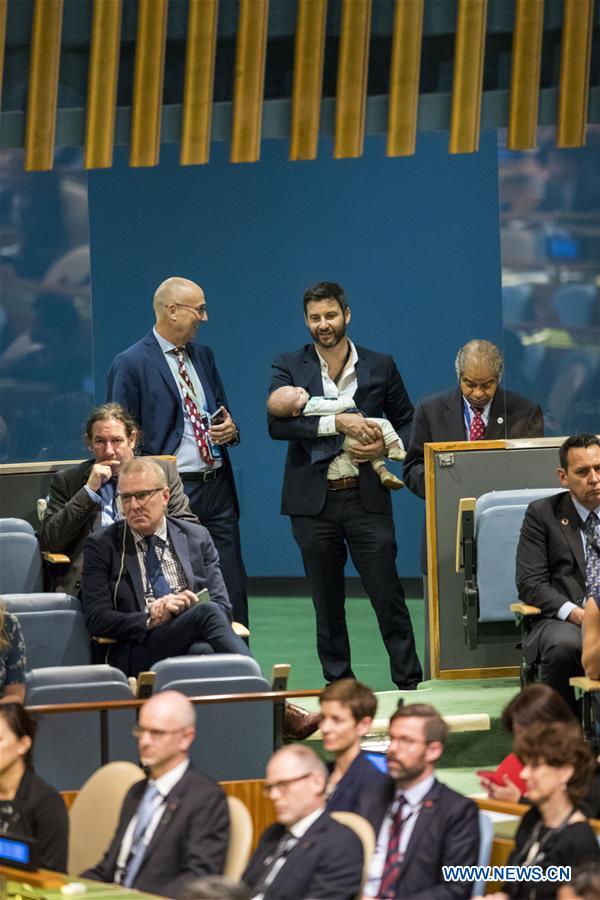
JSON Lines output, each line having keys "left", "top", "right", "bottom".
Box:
{"left": 269, "top": 343, "right": 421, "bottom": 688}
{"left": 364, "top": 778, "right": 479, "bottom": 900}
{"left": 403, "top": 386, "right": 544, "bottom": 500}
{"left": 83, "top": 764, "right": 228, "bottom": 897}
{"left": 516, "top": 490, "right": 586, "bottom": 707}
{"left": 81, "top": 516, "right": 251, "bottom": 677}
{"left": 242, "top": 810, "right": 363, "bottom": 900}
{"left": 38, "top": 457, "right": 197, "bottom": 596}
{"left": 326, "top": 750, "right": 389, "bottom": 832}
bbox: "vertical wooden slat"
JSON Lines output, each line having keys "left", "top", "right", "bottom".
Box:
{"left": 130, "top": 0, "right": 168, "bottom": 168}
{"left": 508, "top": 0, "right": 544, "bottom": 150}
{"left": 557, "top": 0, "right": 594, "bottom": 148}
{"left": 230, "top": 0, "right": 269, "bottom": 164}
{"left": 334, "top": 0, "right": 371, "bottom": 159}
{"left": 289, "top": 0, "right": 327, "bottom": 161}
{"left": 386, "top": 0, "right": 424, "bottom": 157}
{"left": 449, "top": 0, "right": 487, "bottom": 154}
{"left": 180, "top": 0, "right": 219, "bottom": 165}
{"left": 85, "top": 0, "right": 122, "bottom": 170}
{"left": 0, "top": 0, "right": 8, "bottom": 110}
{"left": 24, "top": 0, "right": 63, "bottom": 171}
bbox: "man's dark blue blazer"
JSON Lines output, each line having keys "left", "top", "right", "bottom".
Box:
{"left": 363, "top": 777, "right": 480, "bottom": 900}
{"left": 106, "top": 329, "right": 239, "bottom": 514}
{"left": 268, "top": 343, "right": 414, "bottom": 517}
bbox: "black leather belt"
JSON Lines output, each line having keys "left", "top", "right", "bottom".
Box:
{"left": 181, "top": 468, "right": 223, "bottom": 483}
{"left": 327, "top": 476, "right": 360, "bottom": 491}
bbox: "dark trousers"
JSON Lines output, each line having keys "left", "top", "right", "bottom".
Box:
{"left": 182, "top": 470, "right": 249, "bottom": 626}
{"left": 121, "top": 602, "right": 252, "bottom": 678}
{"left": 291, "top": 488, "right": 422, "bottom": 688}
{"left": 527, "top": 618, "right": 583, "bottom": 712}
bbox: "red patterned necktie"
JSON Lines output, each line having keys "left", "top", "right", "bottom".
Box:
{"left": 469, "top": 407, "right": 485, "bottom": 441}
{"left": 378, "top": 794, "right": 408, "bottom": 898}
{"left": 174, "top": 348, "right": 214, "bottom": 465}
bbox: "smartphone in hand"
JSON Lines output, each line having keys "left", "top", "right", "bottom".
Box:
{"left": 210, "top": 407, "right": 227, "bottom": 426}
{"left": 194, "top": 588, "right": 210, "bottom": 604}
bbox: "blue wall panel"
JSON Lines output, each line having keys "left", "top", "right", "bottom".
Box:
{"left": 88, "top": 132, "right": 502, "bottom": 576}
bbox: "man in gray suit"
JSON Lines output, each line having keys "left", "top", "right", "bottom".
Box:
{"left": 38, "top": 402, "right": 197, "bottom": 595}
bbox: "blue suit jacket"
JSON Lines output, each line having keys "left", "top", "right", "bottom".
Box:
{"left": 106, "top": 330, "right": 239, "bottom": 514}
{"left": 268, "top": 343, "right": 414, "bottom": 516}
{"left": 81, "top": 516, "right": 232, "bottom": 673}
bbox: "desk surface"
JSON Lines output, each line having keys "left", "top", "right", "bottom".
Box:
{"left": 0, "top": 868, "right": 164, "bottom": 900}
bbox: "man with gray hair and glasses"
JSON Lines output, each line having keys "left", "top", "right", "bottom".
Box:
{"left": 81, "top": 457, "right": 251, "bottom": 677}
{"left": 83, "top": 691, "right": 229, "bottom": 896}
{"left": 243, "top": 744, "right": 364, "bottom": 900}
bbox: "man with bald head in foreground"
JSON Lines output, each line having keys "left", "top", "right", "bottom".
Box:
{"left": 83, "top": 691, "right": 229, "bottom": 896}
{"left": 242, "top": 744, "right": 364, "bottom": 899}
{"left": 107, "top": 277, "right": 248, "bottom": 625}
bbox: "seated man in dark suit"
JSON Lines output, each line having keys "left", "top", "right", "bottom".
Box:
{"left": 81, "top": 457, "right": 251, "bottom": 677}
{"left": 83, "top": 691, "right": 228, "bottom": 896}
{"left": 404, "top": 339, "right": 544, "bottom": 502}
{"left": 38, "top": 402, "right": 197, "bottom": 596}
{"left": 319, "top": 679, "right": 388, "bottom": 829}
{"left": 242, "top": 744, "right": 363, "bottom": 900}
{"left": 516, "top": 433, "right": 600, "bottom": 709}
{"left": 363, "top": 703, "right": 479, "bottom": 899}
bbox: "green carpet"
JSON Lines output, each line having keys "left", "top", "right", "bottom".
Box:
{"left": 249, "top": 594, "right": 519, "bottom": 771}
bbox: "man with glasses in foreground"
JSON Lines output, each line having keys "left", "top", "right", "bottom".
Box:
{"left": 362, "top": 703, "right": 479, "bottom": 899}
{"left": 82, "top": 457, "right": 251, "bottom": 677}
{"left": 83, "top": 691, "right": 228, "bottom": 895}
{"left": 107, "top": 276, "right": 248, "bottom": 626}
{"left": 242, "top": 744, "right": 363, "bottom": 900}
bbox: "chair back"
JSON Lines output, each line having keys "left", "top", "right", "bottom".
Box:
{"left": 0, "top": 531, "right": 44, "bottom": 592}
{"left": 0, "top": 518, "right": 35, "bottom": 535}
{"left": 223, "top": 795, "right": 253, "bottom": 880}
{"left": 26, "top": 665, "right": 138, "bottom": 790}
{"left": 329, "top": 811, "right": 375, "bottom": 895}
{"left": 68, "top": 761, "right": 145, "bottom": 875}
{"left": 3, "top": 593, "right": 91, "bottom": 668}
{"left": 153, "top": 655, "right": 272, "bottom": 781}
{"left": 471, "top": 811, "right": 494, "bottom": 896}
{"left": 475, "top": 488, "right": 566, "bottom": 622}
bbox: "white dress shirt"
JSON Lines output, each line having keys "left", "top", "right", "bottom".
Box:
{"left": 556, "top": 495, "right": 600, "bottom": 621}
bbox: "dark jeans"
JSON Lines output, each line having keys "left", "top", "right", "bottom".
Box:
{"left": 123, "top": 601, "right": 252, "bottom": 678}
{"left": 292, "top": 488, "right": 422, "bottom": 688}
{"left": 183, "top": 470, "right": 249, "bottom": 626}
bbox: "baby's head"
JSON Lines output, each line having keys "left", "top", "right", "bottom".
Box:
{"left": 268, "top": 386, "right": 309, "bottom": 417}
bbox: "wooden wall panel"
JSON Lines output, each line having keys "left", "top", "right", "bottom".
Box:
{"left": 290, "top": 0, "right": 327, "bottom": 161}
{"left": 85, "top": 0, "right": 122, "bottom": 170}
{"left": 449, "top": 0, "right": 487, "bottom": 154}
{"left": 180, "top": 0, "right": 219, "bottom": 165}
{"left": 387, "top": 0, "right": 424, "bottom": 158}
{"left": 557, "top": 0, "right": 594, "bottom": 148}
{"left": 130, "top": 0, "right": 168, "bottom": 167}
{"left": 24, "top": 0, "right": 63, "bottom": 171}
{"left": 334, "top": 0, "right": 372, "bottom": 159}
{"left": 508, "top": 0, "right": 544, "bottom": 150}
{"left": 230, "top": 0, "right": 269, "bottom": 164}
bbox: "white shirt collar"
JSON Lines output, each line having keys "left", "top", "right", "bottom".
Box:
{"left": 131, "top": 518, "right": 168, "bottom": 546}
{"left": 315, "top": 339, "right": 358, "bottom": 373}
{"left": 396, "top": 773, "right": 435, "bottom": 807}
{"left": 289, "top": 805, "right": 326, "bottom": 839}
{"left": 150, "top": 758, "right": 190, "bottom": 797}
{"left": 153, "top": 326, "right": 178, "bottom": 354}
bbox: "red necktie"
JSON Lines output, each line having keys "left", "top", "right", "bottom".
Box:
{"left": 174, "top": 348, "right": 214, "bottom": 465}
{"left": 469, "top": 407, "right": 485, "bottom": 441}
{"left": 379, "top": 794, "right": 409, "bottom": 898}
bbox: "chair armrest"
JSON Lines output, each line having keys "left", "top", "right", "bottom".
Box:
{"left": 41, "top": 551, "right": 70, "bottom": 564}
{"left": 271, "top": 663, "right": 291, "bottom": 691}
{"left": 232, "top": 621, "right": 250, "bottom": 638}
{"left": 456, "top": 497, "right": 476, "bottom": 573}
{"left": 510, "top": 602, "right": 541, "bottom": 617}
{"left": 569, "top": 676, "right": 600, "bottom": 693}
{"left": 93, "top": 636, "right": 117, "bottom": 644}
{"left": 37, "top": 498, "right": 48, "bottom": 522}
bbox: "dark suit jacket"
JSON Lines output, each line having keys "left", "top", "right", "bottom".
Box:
{"left": 326, "top": 750, "right": 389, "bottom": 831}
{"left": 269, "top": 343, "right": 414, "bottom": 516}
{"left": 38, "top": 457, "right": 197, "bottom": 596}
{"left": 516, "top": 490, "right": 587, "bottom": 619}
{"left": 106, "top": 330, "right": 240, "bottom": 514}
{"left": 243, "top": 811, "right": 363, "bottom": 900}
{"left": 81, "top": 516, "right": 231, "bottom": 672}
{"left": 83, "top": 764, "right": 228, "bottom": 897}
{"left": 403, "top": 386, "right": 544, "bottom": 499}
{"left": 364, "top": 777, "right": 479, "bottom": 900}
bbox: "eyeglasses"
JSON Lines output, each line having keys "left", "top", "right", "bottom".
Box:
{"left": 170, "top": 302, "right": 207, "bottom": 317}
{"left": 118, "top": 488, "right": 162, "bottom": 506}
{"left": 132, "top": 725, "right": 187, "bottom": 740}
{"left": 262, "top": 772, "right": 313, "bottom": 796}
{"left": 387, "top": 736, "right": 429, "bottom": 749}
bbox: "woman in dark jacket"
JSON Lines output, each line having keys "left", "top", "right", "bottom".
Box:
{"left": 0, "top": 702, "right": 69, "bottom": 871}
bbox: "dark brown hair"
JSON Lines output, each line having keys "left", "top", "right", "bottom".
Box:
{"left": 320, "top": 679, "right": 377, "bottom": 722}
{"left": 559, "top": 433, "right": 600, "bottom": 470}
{"left": 389, "top": 703, "right": 448, "bottom": 745}
{"left": 501, "top": 684, "right": 576, "bottom": 734}
{"left": 0, "top": 703, "right": 37, "bottom": 769}
{"left": 84, "top": 402, "right": 139, "bottom": 442}
{"left": 513, "top": 720, "right": 594, "bottom": 806}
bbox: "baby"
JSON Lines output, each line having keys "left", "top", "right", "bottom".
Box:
{"left": 268, "top": 385, "right": 405, "bottom": 491}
